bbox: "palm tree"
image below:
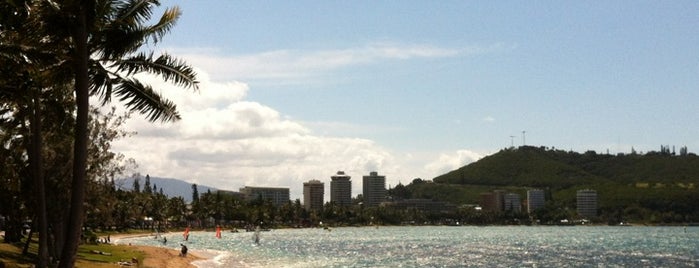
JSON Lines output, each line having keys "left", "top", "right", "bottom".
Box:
{"left": 2, "top": 1, "right": 195, "bottom": 265}
{"left": 55, "top": 1, "right": 198, "bottom": 267}
{"left": 1, "top": 2, "right": 71, "bottom": 266}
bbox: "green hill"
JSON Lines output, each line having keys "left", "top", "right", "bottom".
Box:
{"left": 401, "top": 146, "right": 699, "bottom": 223}
{"left": 433, "top": 146, "right": 699, "bottom": 188}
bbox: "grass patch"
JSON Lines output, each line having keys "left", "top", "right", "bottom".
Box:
{"left": 78, "top": 243, "right": 146, "bottom": 264}
{"left": 635, "top": 182, "right": 649, "bottom": 188}
{"left": 0, "top": 242, "right": 34, "bottom": 268}
{"left": 1, "top": 240, "right": 145, "bottom": 268}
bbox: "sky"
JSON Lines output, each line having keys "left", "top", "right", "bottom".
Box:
{"left": 111, "top": 1, "right": 699, "bottom": 201}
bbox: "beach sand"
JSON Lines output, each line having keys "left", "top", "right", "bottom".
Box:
{"left": 134, "top": 245, "right": 201, "bottom": 268}
{"left": 108, "top": 233, "right": 203, "bottom": 268}
{"left": 72, "top": 245, "right": 201, "bottom": 268}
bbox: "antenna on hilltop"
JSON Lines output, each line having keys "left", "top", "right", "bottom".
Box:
{"left": 522, "top": 130, "right": 526, "bottom": 146}
{"left": 510, "top": 136, "right": 515, "bottom": 148}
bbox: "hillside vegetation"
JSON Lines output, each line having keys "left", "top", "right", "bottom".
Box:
{"left": 404, "top": 146, "right": 699, "bottom": 223}
{"left": 434, "top": 146, "right": 699, "bottom": 187}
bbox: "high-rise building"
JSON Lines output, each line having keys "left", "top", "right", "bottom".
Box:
{"left": 303, "top": 179, "right": 324, "bottom": 212}
{"left": 362, "top": 171, "right": 386, "bottom": 207}
{"left": 239, "top": 186, "right": 290, "bottom": 207}
{"left": 527, "top": 189, "right": 546, "bottom": 214}
{"left": 330, "top": 171, "right": 352, "bottom": 206}
{"left": 576, "top": 189, "right": 597, "bottom": 218}
{"left": 504, "top": 193, "right": 521, "bottom": 212}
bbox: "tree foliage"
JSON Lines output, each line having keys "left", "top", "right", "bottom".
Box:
{"left": 1, "top": 1, "right": 197, "bottom": 267}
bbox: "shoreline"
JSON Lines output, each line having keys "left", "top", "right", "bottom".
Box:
{"left": 110, "top": 232, "right": 207, "bottom": 268}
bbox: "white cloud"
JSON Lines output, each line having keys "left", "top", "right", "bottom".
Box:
{"left": 166, "top": 42, "right": 505, "bottom": 83}
{"left": 424, "top": 149, "right": 483, "bottom": 176}
{"left": 111, "top": 70, "right": 420, "bottom": 199}
{"left": 108, "top": 42, "right": 503, "bottom": 199}
{"left": 483, "top": 116, "right": 495, "bottom": 122}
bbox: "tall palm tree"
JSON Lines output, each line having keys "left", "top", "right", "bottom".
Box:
{"left": 55, "top": 1, "right": 198, "bottom": 267}
{"left": 3, "top": 1, "right": 196, "bottom": 265}
{"left": 1, "top": 2, "right": 70, "bottom": 266}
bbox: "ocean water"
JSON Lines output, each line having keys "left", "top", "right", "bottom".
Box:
{"left": 119, "top": 226, "right": 699, "bottom": 267}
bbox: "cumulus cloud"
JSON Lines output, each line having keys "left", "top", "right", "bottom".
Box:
{"left": 111, "top": 70, "right": 413, "bottom": 199}
{"left": 424, "top": 149, "right": 483, "bottom": 176}
{"left": 109, "top": 42, "right": 502, "bottom": 199}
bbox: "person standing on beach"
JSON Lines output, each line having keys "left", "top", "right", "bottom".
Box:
{"left": 180, "top": 244, "right": 188, "bottom": 257}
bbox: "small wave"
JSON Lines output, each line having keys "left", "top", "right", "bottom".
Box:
{"left": 191, "top": 248, "right": 234, "bottom": 268}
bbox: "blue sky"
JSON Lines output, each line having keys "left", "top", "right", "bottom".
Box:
{"left": 114, "top": 1, "right": 699, "bottom": 199}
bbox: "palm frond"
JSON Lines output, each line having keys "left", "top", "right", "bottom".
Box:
{"left": 114, "top": 0, "right": 160, "bottom": 25}
{"left": 94, "top": 26, "right": 145, "bottom": 61}
{"left": 88, "top": 59, "right": 114, "bottom": 105}
{"left": 145, "top": 6, "right": 179, "bottom": 44}
{"left": 42, "top": 59, "right": 74, "bottom": 85}
{"left": 112, "top": 77, "right": 180, "bottom": 122}
{"left": 93, "top": 0, "right": 162, "bottom": 60}
{"left": 116, "top": 52, "right": 198, "bottom": 90}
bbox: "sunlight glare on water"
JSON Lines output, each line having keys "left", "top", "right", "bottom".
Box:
{"left": 120, "top": 226, "right": 699, "bottom": 267}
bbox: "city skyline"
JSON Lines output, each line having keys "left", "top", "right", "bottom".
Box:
{"left": 110, "top": 1, "right": 699, "bottom": 200}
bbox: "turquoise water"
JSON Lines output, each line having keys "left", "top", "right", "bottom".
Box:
{"left": 119, "top": 226, "right": 699, "bottom": 267}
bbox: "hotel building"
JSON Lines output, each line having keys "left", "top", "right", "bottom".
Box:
{"left": 479, "top": 190, "right": 505, "bottom": 211}
{"left": 504, "top": 193, "right": 522, "bottom": 212}
{"left": 576, "top": 189, "right": 598, "bottom": 218}
{"left": 303, "top": 179, "right": 325, "bottom": 212}
{"left": 362, "top": 171, "right": 386, "bottom": 207}
{"left": 239, "top": 186, "right": 290, "bottom": 207}
{"left": 330, "top": 171, "right": 352, "bottom": 206}
{"left": 527, "top": 189, "right": 546, "bottom": 214}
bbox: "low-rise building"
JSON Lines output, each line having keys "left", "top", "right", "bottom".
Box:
{"left": 382, "top": 198, "right": 457, "bottom": 214}
{"left": 479, "top": 190, "right": 505, "bottom": 211}
{"left": 239, "top": 186, "right": 290, "bottom": 207}
{"left": 504, "top": 193, "right": 521, "bottom": 212}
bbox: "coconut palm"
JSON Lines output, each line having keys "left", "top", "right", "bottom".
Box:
{"left": 3, "top": 1, "right": 196, "bottom": 265}
{"left": 49, "top": 1, "right": 198, "bottom": 267}
{"left": 1, "top": 2, "right": 71, "bottom": 266}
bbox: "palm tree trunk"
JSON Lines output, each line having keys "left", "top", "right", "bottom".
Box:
{"left": 22, "top": 225, "right": 34, "bottom": 255}
{"left": 58, "top": 2, "right": 90, "bottom": 267}
{"left": 29, "top": 88, "right": 49, "bottom": 268}
{"left": 50, "top": 213, "right": 66, "bottom": 263}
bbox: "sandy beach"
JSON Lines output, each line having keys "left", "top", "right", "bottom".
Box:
{"left": 109, "top": 233, "right": 203, "bottom": 268}
{"left": 132, "top": 245, "right": 201, "bottom": 268}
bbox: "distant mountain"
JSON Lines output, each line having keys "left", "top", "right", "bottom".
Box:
{"left": 115, "top": 176, "right": 218, "bottom": 203}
